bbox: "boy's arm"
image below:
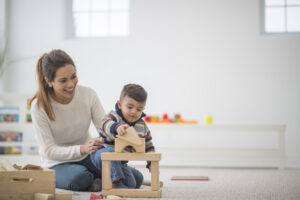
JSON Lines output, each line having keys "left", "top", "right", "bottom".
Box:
{"left": 100, "top": 113, "right": 121, "bottom": 142}
{"left": 145, "top": 124, "right": 155, "bottom": 153}
{"left": 144, "top": 123, "right": 155, "bottom": 170}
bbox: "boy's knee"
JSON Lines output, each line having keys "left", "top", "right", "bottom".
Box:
{"left": 106, "top": 147, "right": 115, "bottom": 152}
{"left": 125, "top": 178, "right": 137, "bottom": 189}
{"left": 134, "top": 172, "right": 144, "bottom": 188}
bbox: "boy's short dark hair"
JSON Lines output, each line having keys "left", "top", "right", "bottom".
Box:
{"left": 120, "top": 84, "right": 147, "bottom": 102}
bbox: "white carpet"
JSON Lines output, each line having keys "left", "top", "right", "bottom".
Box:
{"left": 56, "top": 167, "right": 300, "bottom": 200}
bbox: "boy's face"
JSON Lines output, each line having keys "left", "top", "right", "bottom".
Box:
{"left": 117, "top": 96, "right": 146, "bottom": 123}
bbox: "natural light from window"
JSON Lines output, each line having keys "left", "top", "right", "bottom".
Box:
{"left": 264, "top": 0, "right": 300, "bottom": 33}
{"left": 71, "top": 0, "right": 130, "bottom": 37}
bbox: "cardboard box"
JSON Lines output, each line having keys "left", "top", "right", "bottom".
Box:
{"left": 0, "top": 168, "right": 55, "bottom": 200}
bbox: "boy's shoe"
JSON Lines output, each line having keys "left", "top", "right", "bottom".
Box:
{"left": 88, "top": 178, "right": 102, "bottom": 192}
{"left": 112, "top": 180, "right": 127, "bottom": 189}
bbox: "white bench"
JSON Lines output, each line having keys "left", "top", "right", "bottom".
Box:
{"left": 148, "top": 124, "right": 286, "bottom": 169}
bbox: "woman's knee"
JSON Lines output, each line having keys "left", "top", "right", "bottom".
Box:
{"left": 52, "top": 164, "right": 94, "bottom": 191}
{"left": 68, "top": 170, "right": 94, "bottom": 191}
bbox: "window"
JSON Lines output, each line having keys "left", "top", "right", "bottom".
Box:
{"left": 263, "top": 0, "right": 300, "bottom": 33}
{"left": 67, "top": 0, "right": 130, "bottom": 38}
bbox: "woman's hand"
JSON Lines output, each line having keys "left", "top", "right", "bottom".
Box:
{"left": 80, "top": 137, "right": 103, "bottom": 155}
{"left": 116, "top": 124, "right": 130, "bottom": 136}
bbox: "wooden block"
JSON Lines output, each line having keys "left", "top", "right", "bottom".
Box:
{"left": 23, "top": 164, "right": 43, "bottom": 170}
{"left": 143, "top": 180, "right": 163, "bottom": 187}
{"left": 101, "top": 152, "right": 162, "bottom": 198}
{"left": 0, "top": 159, "right": 17, "bottom": 171}
{"left": 151, "top": 161, "right": 159, "bottom": 191}
{"left": 0, "top": 168, "right": 55, "bottom": 200}
{"left": 115, "top": 138, "right": 128, "bottom": 153}
{"left": 117, "top": 127, "right": 142, "bottom": 145}
{"left": 101, "top": 152, "right": 161, "bottom": 161}
{"left": 171, "top": 176, "right": 210, "bottom": 181}
{"left": 55, "top": 193, "right": 72, "bottom": 200}
{"left": 102, "top": 160, "right": 112, "bottom": 190}
{"left": 106, "top": 195, "right": 126, "bottom": 200}
{"left": 13, "top": 164, "right": 22, "bottom": 170}
{"left": 115, "top": 138, "right": 145, "bottom": 153}
{"left": 34, "top": 193, "right": 54, "bottom": 200}
{"left": 102, "top": 189, "right": 161, "bottom": 198}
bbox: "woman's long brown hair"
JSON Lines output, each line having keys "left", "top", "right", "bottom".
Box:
{"left": 29, "top": 50, "right": 75, "bottom": 121}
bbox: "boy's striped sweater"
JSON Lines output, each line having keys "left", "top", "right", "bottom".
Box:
{"left": 100, "top": 104, "right": 155, "bottom": 154}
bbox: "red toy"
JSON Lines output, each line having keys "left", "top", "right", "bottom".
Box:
{"left": 90, "top": 193, "right": 103, "bottom": 200}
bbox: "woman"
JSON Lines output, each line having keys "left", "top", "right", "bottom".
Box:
{"left": 30, "top": 49, "right": 105, "bottom": 191}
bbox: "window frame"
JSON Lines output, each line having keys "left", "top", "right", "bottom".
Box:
{"left": 261, "top": 0, "right": 300, "bottom": 35}
{"left": 66, "top": 0, "right": 130, "bottom": 39}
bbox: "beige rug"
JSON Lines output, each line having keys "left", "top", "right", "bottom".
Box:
{"left": 56, "top": 167, "right": 300, "bottom": 200}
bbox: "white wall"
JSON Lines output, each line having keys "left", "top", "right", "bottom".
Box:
{"left": 1, "top": 0, "right": 300, "bottom": 166}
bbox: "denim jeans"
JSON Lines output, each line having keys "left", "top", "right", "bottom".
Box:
{"left": 50, "top": 155, "right": 101, "bottom": 191}
{"left": 90, "top": 147, "right": 143, "bottom": 188}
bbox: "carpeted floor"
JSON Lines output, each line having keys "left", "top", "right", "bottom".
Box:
{"left": 56, "top": 167, "right": 300, "bottom": 200}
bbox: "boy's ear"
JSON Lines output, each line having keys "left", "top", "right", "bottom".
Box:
{"left": 117, "top": 100, "right": 121, "bottom": 109}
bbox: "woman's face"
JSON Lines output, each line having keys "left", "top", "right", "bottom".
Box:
{"left": 48, "top": 64, "right": 78, "bottom": 104}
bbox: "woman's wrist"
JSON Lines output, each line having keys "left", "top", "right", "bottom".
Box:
{"left": 80, "top": 145, "right": 87, "bottom": 155}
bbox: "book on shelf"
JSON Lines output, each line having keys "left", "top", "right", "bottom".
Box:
{"left": 0, "top": 131, "right": 23, "bottom": 142}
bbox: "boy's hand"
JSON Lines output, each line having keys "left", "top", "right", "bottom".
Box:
{"left": 116, "top": 124, "right": 130, "bottom": 136}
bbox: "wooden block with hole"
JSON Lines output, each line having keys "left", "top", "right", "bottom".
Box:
{"left": 0, "top": 168, "right": 55, "bottom": 200}
{"left": 117, "top": 127, "right": 142, "bottom": 145}
{"left": 101, "top": 152, "right": 162, "bottom": 198}
{"left": 115, "top": 137, "right": 145, "bottom": 153}
{"left": 115, "top": 126, "right": 145, "bottom": 153}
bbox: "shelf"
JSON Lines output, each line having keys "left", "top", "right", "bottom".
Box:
{"left": 0, "top": 93, "right": 36, "bottom": 164}
{"left": 0, "top": 109, "right": 30, "bottom": 113}
{"left": 147, "top": 123, "right": 286, "bottom": 169}
{"left": 0, "top": 123, "right": 33, "bottom": 129}
{"left": 0, "top": 93, "right": 33, "bottom": 101}
{"left": 0, "top": 142, "right": 38, "bottom": 147}
{"left": 0, "top": 154, "right": 41, "bottom": 165}
{"left": 147, "top": 123, "right": 286, "bottom": 132}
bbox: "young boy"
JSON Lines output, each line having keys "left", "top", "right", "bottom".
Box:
{"left": 90, "top": 84, "right": 155, "bottom": 189}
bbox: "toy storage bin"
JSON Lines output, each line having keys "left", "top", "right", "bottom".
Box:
{"left": 0, "top": 168, "right": 55, "bottom": 200}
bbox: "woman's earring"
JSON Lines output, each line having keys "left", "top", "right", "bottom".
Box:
{"left": 49, "top": 84, "right": 53, "bottom": 88}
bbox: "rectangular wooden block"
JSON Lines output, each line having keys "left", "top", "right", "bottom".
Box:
{"left": 34, "top": 193, "right": 54, "bottom": 200}
{"left": 55, "top": 193, "right": 72, "bottom": 200}
{"left": 171, "top": 176, "right": 210, "bottom": 181}
{"left": 0, "top": 168, "right": 55, "bottom": 200}
{"left": 101, "top": 152, "right": 161, "bottom": 161}
{"left": 102, "top": 189, "right": 162, "bottom": 198}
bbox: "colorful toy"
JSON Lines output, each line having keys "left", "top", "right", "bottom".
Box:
{"left": 90, "top": 193, "right": 103, "bottom": 200}
{"left": 204, "top": 115, "right": 213, "bottom": 124}
{"left": 144, "top": 113, "right": 197, "bottom": 124}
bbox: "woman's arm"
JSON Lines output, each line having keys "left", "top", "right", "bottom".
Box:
{"left": 32, "top": 106, "right": 84, "bottom": 161}
{"left": 90, "top": 89, "right": 106, "bottom": 133}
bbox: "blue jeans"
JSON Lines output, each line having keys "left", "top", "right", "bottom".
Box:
{"left": 90, "top": 147, "right": 143, "bottom": 189}
{"left": 50, "top": 155, "right": 101, "bottom": 191}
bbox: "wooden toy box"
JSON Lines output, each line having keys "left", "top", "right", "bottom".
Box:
{"left": 0, "top": 168, "right": 55, "bottom": 200}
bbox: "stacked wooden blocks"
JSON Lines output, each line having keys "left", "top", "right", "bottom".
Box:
{"left": 101, "top": 127, "right": 162, "bottom": 198}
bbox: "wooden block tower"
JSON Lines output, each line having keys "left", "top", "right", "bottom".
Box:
{"left": 101, "top": 127, "right": 162, "bottom": 198}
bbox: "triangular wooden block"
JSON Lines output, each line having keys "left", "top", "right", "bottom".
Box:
{"left": 117, "top": 126, "right": 142, "bottom": 145}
